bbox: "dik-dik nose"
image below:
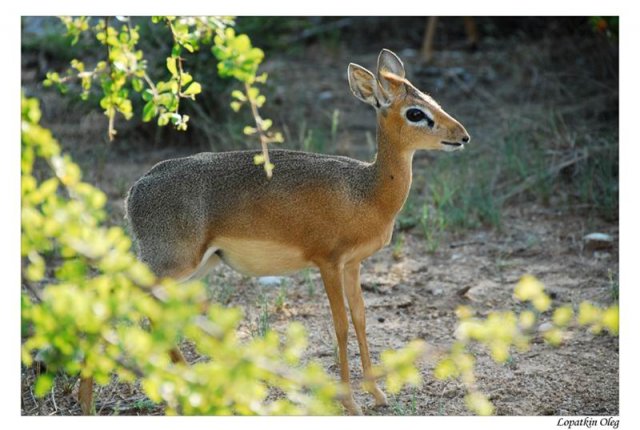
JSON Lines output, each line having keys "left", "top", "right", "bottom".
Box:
{"left": 462, "top": 134, "right": 470, "bottom": 143}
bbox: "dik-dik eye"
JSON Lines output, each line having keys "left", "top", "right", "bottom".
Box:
{"left": 405, "top": 108, "right": 435, "bottom": 127}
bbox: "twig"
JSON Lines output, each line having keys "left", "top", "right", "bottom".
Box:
{"left": 67, "top": 395, "right": 152, "bottom": 414}
{"left": 286, "top": 18, "right": 353, "bottom": 44}
{"left": 447, "top": 70, "right": 500, "bottom": 105}
{"left": 141, "top": 72, "right": 159, "bottom": 98}
{"left": 22, "top": 281, "right": 43, "bottom": 303}
{"left": 498, "top": 152, "right": 589, "bottom": 204}
{"left": 449, "top": 240, "right": 487, "bottom": 249}
{"left": 50, "top": 386, "right": 58, "bottom": 414}
{"left": 29, "top": 386, "right": 39, "bottom": 414}
{"left": 244, "top": 81, "right": 273, "bottom": 178}
{"left": 104, "top": 16, "right": 116, "bottom": 142}
{"left": 114, "top": 357, "right": 145, "bottom": 378}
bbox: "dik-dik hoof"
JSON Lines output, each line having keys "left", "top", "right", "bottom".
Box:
{"left": 364, "top": 380, "right": 388, "bottom": 407}
{"left": 373, "top": 390, "right": 388, "bottom": 407}
{"left": 343, "top": 396, "right": 363, "bottom": 415}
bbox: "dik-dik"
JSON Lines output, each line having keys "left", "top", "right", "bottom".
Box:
{"left": 126, "top": 49, "right": 470, "bottom": 414}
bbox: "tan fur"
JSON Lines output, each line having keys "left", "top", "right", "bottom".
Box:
{"left": 210, "top": 237, "right": 310, "bottom": 276}
{"left": 125, "top": 49, "right": 470, "bottom": 415}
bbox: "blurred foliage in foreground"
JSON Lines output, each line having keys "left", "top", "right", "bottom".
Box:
{"left": 434, "top": 274, "right": 618, "bottom": 415}
{"left": 21, "top": 94, "right": 425, "bottom": 415}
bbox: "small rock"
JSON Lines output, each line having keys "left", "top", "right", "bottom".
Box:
{"left": 443, "top": 388, "right": 458, "bottom": 398}
{"left": 318, "top": 90, "right": 333, "bottom": 101}
{"left": 377, "top": 317, "right": 385, "bottom": 323}
{"left": 583, "top": 232, "right": 614, "bottom": 250}
{"left": 456, "top": 286, "right": 471, "bottom": 297}
{"left": 258, "top": 276, "right": 283, "bottom": 286}
{"left": 538, "top": 322, "right": 554, "bottom": 333}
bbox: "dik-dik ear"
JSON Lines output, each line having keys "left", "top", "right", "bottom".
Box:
{"left": 376, "top": 49, "right": 407, "bottom": 100}
{"left": 377, "top": 49, "right": 405, "bottom": 79}
{"left": 348, "top": 63, "right": 383, "bottom": 108}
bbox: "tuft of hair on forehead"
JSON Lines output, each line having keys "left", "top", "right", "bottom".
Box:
{"left": 405, "top": 83, "right": 441, "bottom": 110}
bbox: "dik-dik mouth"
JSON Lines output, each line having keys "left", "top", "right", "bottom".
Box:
{"left": 441, "top": 141, "right": 464, "bottom": 147}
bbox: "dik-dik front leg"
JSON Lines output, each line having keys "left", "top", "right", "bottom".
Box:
{"left": 318, "top": 262, "right": 362, "bottom": 415}
{"left": 77, "top": 330, "right": 186, "bottom": 415}
{"left": 343, "top": 261, "right": 388, "bottom": 407}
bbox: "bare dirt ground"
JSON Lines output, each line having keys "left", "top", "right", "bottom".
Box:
{"left": 21, "top": 18, "right": 619, "bottom": 416}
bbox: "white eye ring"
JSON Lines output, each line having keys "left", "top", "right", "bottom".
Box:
{"left": 403, "top": 106, "right": 434, "bottom": 127}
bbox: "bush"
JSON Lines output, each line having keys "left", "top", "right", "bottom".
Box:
{"left": 433, "top": 274, "right": 618, "bottom": 415}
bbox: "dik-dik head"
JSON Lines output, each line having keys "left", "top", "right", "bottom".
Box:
{"left": 348, "top": 49, "right": 470, "bottom": 152}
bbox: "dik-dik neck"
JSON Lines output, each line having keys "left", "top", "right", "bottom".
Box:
{"left": 369, "top": 126, "right": 415, "bottom": 219}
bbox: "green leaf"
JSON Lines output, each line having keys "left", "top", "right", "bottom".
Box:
{"left": 231, "top": 90, "right": 246, "bottom": 101}
{"left": 142, "top": 101, "right": 157, "bottom": 122}
{"left": 552, "top": 306, "right": 574, "bottom": 327}
{"left": 55, "top": 259, "right": 87, "bottom": 282}
{"left": 261, "top": 118, "right": 273, "bottom": 131}
{"left": 247, "top": 87, "right": 260, "bottom": 100}
{"left": 39, "top": 177, "right": 59, "bottom": 197}
{"left": 182, "top": 82, "right": 201, "bottom": 96}
{"left": 158, "top": 113, "right": 171, "bottom": 126}
{"left": 230, "top": 34, "right": 251, "bottom": 53}
{"left": 132, "top": 78, "right": 144, "bottom": 92}
{"left": 180, "top": 73, "right": 193, "bottom": 86}
{"left": 602, "top": 305, "right": 619, "bottom": 335}
{"left": 434, "top": 358, "right": 458, "bottom": 380}
{"left": 183, "top": 42, "right": 195, "bottom": 53}
{"left": 255, "top": 72, "right": 268, "bottom": 83}
{"left": 34, "top": 374, "right": 54, "bottom": 397}
{"left": 26, "top": 251, "right": 45, "bottom": 282}
{"left": 271, "top": 132, "right": 284, "bottom": 144}
{"left": 142, "top": 89, "right": 154, "bottom": 102}
{"left": 465, "top": 392, "right": 495, "bottom": 416}
{"left": 166, "top": 57, "right": 178, "bottom": 77}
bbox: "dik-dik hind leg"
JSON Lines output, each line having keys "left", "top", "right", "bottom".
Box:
{"left": 343, "top": 261, "right": 388, "bottom": 407}
{"left": 318, "top": 263, "right": 362, "bottom": 415}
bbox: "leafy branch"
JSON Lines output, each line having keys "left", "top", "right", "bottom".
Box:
{"left": 44, "top": 16, "right": 283, "bottom": 177}
{"left": 212, "top": 27, "right": 284, "bottom": 178}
